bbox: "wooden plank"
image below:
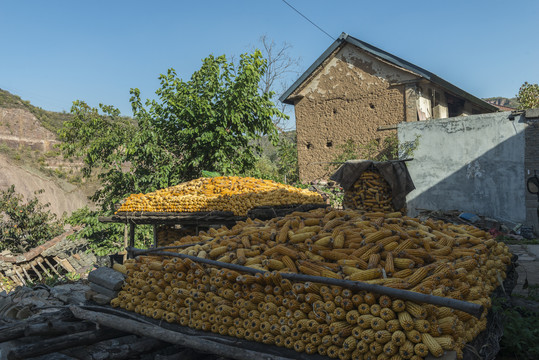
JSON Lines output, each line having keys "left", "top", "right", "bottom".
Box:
{"left": 36, "top": 257, "right": 52, "bottom": 277}
{"left": 53, "top": 257, "right": 77, "bottom": 273}
{"left": 30, "top": 262, "right": 42, "bottom": 281}
{"left": 128, "top": 223, "right": 136, "bottom": 259}
{"left": 123, "top": 224, "right": 129, "bottom": 262}
{"left": 9, "top": 275, "right": 22, "bottom": 287}
{"left": 7, "top": 328, "right": 124, "bottom": 360}
{"left": 70, "top": 306, "right": 295, "bottom": 360}
{"left": 21, "top": 265, "right": 33, "bottom": 282}
{"left": 44, "top": 258, "right": 61, "bottom": 276}
{"left": 14, "top": 268, "right": 26, "bottom": 285}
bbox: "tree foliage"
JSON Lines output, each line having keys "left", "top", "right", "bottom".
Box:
{"left": 59, "top": 51, "right": 285, "bottom": 253}
{"left": 0, "top": 186, "right": 64, "bottom": 253}
{"left": 516, "top": 82, "right": 539, "bottom": 110}
{"left": 59, "top": 50, "right": 284, "bottom": 212}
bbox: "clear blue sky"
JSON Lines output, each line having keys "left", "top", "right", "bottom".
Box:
{"left": 1, "top": 0, "right": 538, "bottom": 125}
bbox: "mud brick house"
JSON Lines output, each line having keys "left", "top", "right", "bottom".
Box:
{"left": 280, "top": 33, "right": 498, "bottom": 182}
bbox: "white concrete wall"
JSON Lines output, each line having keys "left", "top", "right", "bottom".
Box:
{"left": 398, "top": 111, "right": 527, "bottom": 226}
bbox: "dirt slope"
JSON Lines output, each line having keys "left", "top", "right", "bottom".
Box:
{"left": 0, "top": 153, "right": 91, "bottom": 217}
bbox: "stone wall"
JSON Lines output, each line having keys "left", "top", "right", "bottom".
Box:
{"left": 291, "top": 43, "right": 418, "bottom": 182}
{"left": 399, "top": 111, "right": 531, "bottom": 227}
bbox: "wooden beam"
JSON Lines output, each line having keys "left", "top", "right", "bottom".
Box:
{"left": 7, "top": 328, "right": 124, "bottom": 360}
{"left": 128, "top": 223, "right": 136, "bottom": 259}
{"left": 53, "top": 256, "right": 77, "bottom": 273}
{"left": 44, "top": 257, "right": 61, "bottom": 276}
{"left": 153, "top": 224, "right": 158, "bottom": 248}
{"left": 36, "top": 257, "right": 52, "bottom": 277}
{"left": 70, "top": 306, "right": 295, "bottom": 360}
{"left": 30, "top": 262, "right": 42, "bottom": 281}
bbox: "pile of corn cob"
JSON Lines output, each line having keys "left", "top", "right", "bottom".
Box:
{"left": 343, "top": 171, "right": 401, "bottom": 213}
{"left": 112, "top": 208, "right": 511, "bottom": 359}
{"left": 116, "top": 176, "right": 324, "bottom": 216}
{"left": 156, "top": 226, "right": 197, "bottom": 247}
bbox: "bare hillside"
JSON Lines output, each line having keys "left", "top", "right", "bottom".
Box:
{"left": 0, "top": 153, "right": 91, "bottom": 216}
{"left": 0, "top": 89, "right": 95, "bottom": 216}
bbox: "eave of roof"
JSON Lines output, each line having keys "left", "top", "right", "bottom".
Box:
{"left": 280, "top": 32, "right": 498, "bottom": 112}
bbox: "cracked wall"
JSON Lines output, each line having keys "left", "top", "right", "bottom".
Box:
{"left": 292, "top": 43, "right": 418, "bottom": 182}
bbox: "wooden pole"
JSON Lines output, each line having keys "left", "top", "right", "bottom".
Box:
{"left": 128, "top": 223, "right": 135, "bottom": 259}
{"left": 123, "top": 224, "right": 129, "bottom": 262}
{"left": 30, "top": 262, "right": 42, "bottom": 281}
{"left": 130, "top": 248, "right": 484, "bottom": 318}
{"left": 70, "top": 306, "right": 295, "bottom": 360}
{"left": 7, "top": 328, "right": 124, "bottom": 360}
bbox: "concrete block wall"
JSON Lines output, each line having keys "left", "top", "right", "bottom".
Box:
{"left": 398, "top": 111, "right": 530, "bottom": 227}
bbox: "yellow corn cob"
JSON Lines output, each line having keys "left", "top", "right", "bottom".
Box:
{"left": 333, "top": 233, "right": 345, "bottom": 249}
{"left": 367, "top": 253, "right": 381, "bottom": 269}
{"left": 422, "top": 333, "right": 444, "bottom": 357}
{"left": 209, "top": 246, "right": 228, "bottom": 258}
{"left": 280, "top": 255, "right": 297, "bottom": 273}
{"left": 375, "top": 330, "right": 392, "bottom": 344}
{"left": 349, "top": 269, "right": 383, "bottom": 281}
{"left": 413, "top": 343, "right": 429, "bottom": 357}
{"left": 383, "top": 341, "right": 399, "bottom": 356}
{"left": 364, "top": 230, "right": 394, "bottom": 244}
{"left": 393, "top": 258, "right": 415, "bottom": 270}
{"left": 405, "top": 301, "right": 427, "bottom": 319}
{"left": 289, "top": 232, "right": 316, "bottom": 244}
{"left": 386, "top": 319, "right": 402, "bottom": 332}
{"left": 405, "top": 267, "right": 430, "bottom": 287}
{"left": 397, "top": 311, "right": 414, "bottom": 331}
{"left": 399, "top": 340, "right": 415, "bottom": 359}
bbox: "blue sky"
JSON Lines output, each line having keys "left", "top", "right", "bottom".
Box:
{"left": 1, "top": 0, "right": 538, "bottom": 126}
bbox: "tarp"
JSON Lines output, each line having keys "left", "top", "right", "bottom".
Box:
{"left": 330, "top": 160, "right": 415, "bottom": 210}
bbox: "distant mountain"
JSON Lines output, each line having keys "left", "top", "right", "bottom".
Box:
{"left": 0, "top": 88, "right": 72, "bottom": 135}
{"left": 483, "top": 97, "right": 520, "bottom": 110}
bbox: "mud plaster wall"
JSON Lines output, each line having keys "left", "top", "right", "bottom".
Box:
{"left": 292, "top": 44, "right": 418, "bottom": 182}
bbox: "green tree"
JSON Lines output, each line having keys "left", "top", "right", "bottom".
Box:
{"left": 276, "top": 133, "right": 299, "bottom": 183}
{"left": 0, "top": 186, "right": 64, "bottom": 253}
{"left": 59, "top": 51, "right": 285, "bottom": 253}
{"left": 60, "top": 50, "right": 284, "bottom": 212}
{"left": 516, "top": 82, "right": 539, "bottom": 109}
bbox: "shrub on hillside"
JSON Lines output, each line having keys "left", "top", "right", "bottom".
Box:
{"left": 0, "top": 185, "right": 64, "bottom": 253}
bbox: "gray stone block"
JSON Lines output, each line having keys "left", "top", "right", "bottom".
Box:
{"left": 89, "top": 282, "right": 119, "bottom": 299}
{"left": 88, "top": 266, "right": 125, "bottom": 291}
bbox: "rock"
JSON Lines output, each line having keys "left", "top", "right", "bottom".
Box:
{"left": 88, "top": 267, "right": 125, "bottom": 291}
{"left": 91, "top": 293, "right": 114, "bottom": 305}
{"left": 49, "top": 284, "right": 91, "bottom": 305}
{"left": 89, "top": 283, "right": 119, "bottom": 299}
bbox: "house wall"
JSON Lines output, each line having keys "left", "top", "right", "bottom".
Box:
{"left": 292, "top": 44, "right": 418, "bottom": 182}
{"left": 525, "top": 117, "right": 539, "bottom": 233}
{"left": 398, "top": 111, "right": 529, "bottom": 227}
